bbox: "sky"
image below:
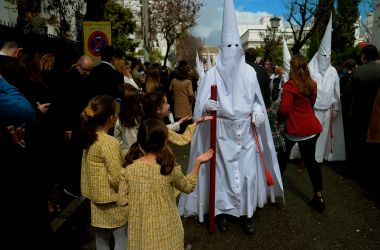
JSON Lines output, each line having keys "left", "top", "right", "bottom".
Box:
{"left": 192, "top": 0, "right": 373, "bottom": 46}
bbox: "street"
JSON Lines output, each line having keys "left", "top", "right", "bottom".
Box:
{"left": 52, "top": 143, "right": 380, "bottom": 249}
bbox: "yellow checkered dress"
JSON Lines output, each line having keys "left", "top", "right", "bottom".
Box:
{"left": 168, "top": 123, "right": 195, "bottom": 145}
{"left": 81, "top": 132, "right": 128, "bottom": 229}
{"left": 118, "top": 160, "right": 197, "bottom": 250}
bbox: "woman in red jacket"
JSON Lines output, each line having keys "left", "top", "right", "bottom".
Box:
{"left": 278, "top": 55, "right": 324, "bottom": 212}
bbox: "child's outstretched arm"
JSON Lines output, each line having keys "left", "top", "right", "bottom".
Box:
{"left": 167, "top": 116, "right": 213, "bottom": 146}
{"left": 172, "top": 149, "right": 214, "bottom": 193}
{"left": 190, "top": 149, "right": 214, "bottom": 176}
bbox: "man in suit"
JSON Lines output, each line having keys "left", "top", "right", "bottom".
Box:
{"left": 245, "top": 48, "right": 271, "bottom": 108}
{"left": 62, "top": 55, "right": 94, "bottom": 197}
{"left": 88, "top": 46, "right": 124, "bottom": 100}
{"left": 346, "top": 44, "right": 380, "bottom": 182}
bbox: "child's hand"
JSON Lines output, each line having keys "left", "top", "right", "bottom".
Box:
{"left": 178, "top": 115, "right": 192, "bottom": 124}
{"left": 196, "top": 149, "right": 214, "bottom": 164}
{"left": 194, "top": 115, "right": 213, "bottom": 125}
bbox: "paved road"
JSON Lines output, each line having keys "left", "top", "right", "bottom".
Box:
{"left": 52, "top": 143, "right": 380, "bottom": 249}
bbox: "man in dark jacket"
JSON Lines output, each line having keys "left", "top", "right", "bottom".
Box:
{"left": 245, "top": 48, "right": 271, "bottom": 108}
{"left": 62, "top": 55, "right": 94, "bottom": 197}
{"left": 346, "top": 44, "right": 380, "bottom": 182}
{"left": 88, "top": 45, "right": 124, "bottom": 100}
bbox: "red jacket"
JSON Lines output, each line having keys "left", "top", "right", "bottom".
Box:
{"left": 278, "top": 80, "right": 322, "bottom": 136}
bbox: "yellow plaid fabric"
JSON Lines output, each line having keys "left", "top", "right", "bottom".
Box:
{"left": 81, "top": 132, "right": 128, "bottom": 228}
{"left": 168, "top": 123, "right": 195, "bottom": 145}
{"left": 118, "top": 161, "right": 197, "bottom": 250}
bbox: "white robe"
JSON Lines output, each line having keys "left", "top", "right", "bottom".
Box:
{"left": 178, "top": 60, "right": 284, "bottom": 222}
{"left": 290, "top": 65, "right": 346, "bottom": 162}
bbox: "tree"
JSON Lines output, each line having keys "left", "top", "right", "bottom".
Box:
{"left": 176, "top": 31, "right": 204, "bottom": 68}
{"left": 149, "top": 0, "right": 203, "bottom": 66}
{"left": 45, "top": 0, "right": 85, "bottom": 38}
{"left": 285, "top": 0, "right": 334, "bottom": 55}
{"left": 332, "top": 0, "right": 360, "bottom": 61}
{"left": 104, "top": 0, "right": 138, "bottom": 53}
{"left": 84, "top": 0, "right": 109, "bottom": 21}
{"left": 149, "top": 48, "right": 164, "bottom": 64}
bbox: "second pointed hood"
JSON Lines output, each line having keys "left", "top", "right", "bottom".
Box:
{"left": 309, "top": 13, "right": 332, "bottom": 74}
{"left": 282, "top": 38, "right": 291, "bottom": 81}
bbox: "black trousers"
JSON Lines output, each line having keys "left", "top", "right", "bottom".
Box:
{"left": 278, "top": 134, "right": 323, "bottom": 193}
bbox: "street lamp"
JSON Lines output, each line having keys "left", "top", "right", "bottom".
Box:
{"left": 269, "top": 16, "right": 281, "bottom": 68}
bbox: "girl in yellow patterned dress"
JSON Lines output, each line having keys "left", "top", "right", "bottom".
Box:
{"left": 117, "top": 119, "right": 213, "bottom": 249}
{"left": 80, "top": 95, "right": 128, "bottom": 250}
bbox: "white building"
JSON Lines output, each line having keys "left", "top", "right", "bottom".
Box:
{"left": 372, "top": 0, "right": 380, "bottom": 48}
{"left": 239, "top": 16, "right": 297, "bottom": 51}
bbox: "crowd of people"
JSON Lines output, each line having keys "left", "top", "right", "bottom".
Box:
{"left": 1, "top": 0, "right": 380, "bottom": 249}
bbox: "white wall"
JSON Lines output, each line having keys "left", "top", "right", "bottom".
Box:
{"left": 372, "top": 0, "right": 380, "bottom": 49}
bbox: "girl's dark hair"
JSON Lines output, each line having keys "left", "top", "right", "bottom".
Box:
{"left": 79, "top": 95, "right": 116, "bottom": 149}
{"left": 289, "top": 55, "right": 315, "bottom": 96}
{"left": 176, "top": 64, "right": 190, "bottom": 80}
{"left": 124, "top": 119, "right": 176, "bottom": 175}
{"left": 119, "top": 85, "right": 143, "bottom": 128}
{"left": 142, "top": 91, "right": 167, "bottom": 120}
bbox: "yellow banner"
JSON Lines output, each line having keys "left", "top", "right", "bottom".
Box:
{"left": 83, "top": 21, "right": 111, "bottom": 65}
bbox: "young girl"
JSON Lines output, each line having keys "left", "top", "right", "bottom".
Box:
{"left": 114, "top": 85, "right": 143, "bottom": 157}
{"left": 117, "top": 119, "right": 213, "bottom": 249}
{"left": 79, "top": 95, "right": 128, "bottom": 250}
{"left": 278, "top": 55, "right": 324, "bottom": 212}
{"left": 142, "top": 91, "right": 211, "bottom": 145}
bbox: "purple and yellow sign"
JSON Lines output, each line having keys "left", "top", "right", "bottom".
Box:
{"left": 83, "top": 21, "right": 111, "bottom": 65}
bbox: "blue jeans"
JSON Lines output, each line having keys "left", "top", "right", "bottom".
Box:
{"left": 95, "top": 224, "right": 128, "bottom": 250}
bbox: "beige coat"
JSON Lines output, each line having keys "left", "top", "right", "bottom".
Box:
{"left": 170, "top": 78, "right": 194, "bottom": 118}
{"left": 81, "top": 132, "right": 128, "bottom": 228}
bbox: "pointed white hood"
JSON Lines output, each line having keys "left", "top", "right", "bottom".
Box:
{"left": 309, "top": 13, "right": 332, "bottom": 74}
{"left": 215, "top": 0, "right": 245, "bottom": 90}
{"left": 206, "top": 49, "right": 212, "bottom": 70}
{"left": 282, "top": 38, "right": 291, "bottom": 81}
{"left": 195, "top": 51, "right": 204, "bottom": 79}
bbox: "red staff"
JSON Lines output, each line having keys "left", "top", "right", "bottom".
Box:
{"left": 208, "top": 84, "right": 217, "bottom": 234}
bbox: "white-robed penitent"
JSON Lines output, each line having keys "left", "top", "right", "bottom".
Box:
{"left": 290, "top": 14, "right": 345, "bottom": 162}
{"left": 178, "top": 0, "right": 284, "bottom": 222}
{"left": 282, "top": 37, "right": 291, "bottom": 83}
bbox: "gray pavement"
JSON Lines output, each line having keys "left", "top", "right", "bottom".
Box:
{"left": 53, "top": 143, "right": 380, "bottom": 249}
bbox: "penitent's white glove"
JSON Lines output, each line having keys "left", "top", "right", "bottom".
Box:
{"left": 252, "top": 103, "right": 265, "bottom": 127}
{"left": 203, "top": 99, "right": 219, "bottom": 114}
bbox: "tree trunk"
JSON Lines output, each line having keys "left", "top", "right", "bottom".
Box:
{"left": 84, "top": 0, "right": 109, "bottom": 21}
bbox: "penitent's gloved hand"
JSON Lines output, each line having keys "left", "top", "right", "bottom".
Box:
{"left": 251, "top": 103, "right": 265, "bottom": 127}
{"left": 202, "top": 99, "right": 219, "bottom": 114}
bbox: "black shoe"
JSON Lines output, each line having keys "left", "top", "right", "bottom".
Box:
{"left": 216, "top": 214, "right": 228, "bottom": 232}
{"left": 308, "top": 195, "right": 325, "bottom": 213}
{"left": 242, "top": 217, "right": 256, "bottom": 235}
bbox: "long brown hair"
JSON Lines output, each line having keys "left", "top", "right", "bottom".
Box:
{"left": 145, "top": 67, "right": 161, "bottom": 93}
{"left": 124, "top": 119, "right": 177, "bottom": 175}
{"left": 79, "top": 95, "right": 116, "bottom": 149}
{"left": 119, "top": 85, "right": 143, "bottom": 128}
{"left": 288, "top": 55, "right": 315, "bottom": 96}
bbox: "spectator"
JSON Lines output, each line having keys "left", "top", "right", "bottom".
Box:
{"left": 117, "top": 118, "right": 213, "bottom": 249}
{"left": 80, "top": 95, "right": 128, "bottom": 250}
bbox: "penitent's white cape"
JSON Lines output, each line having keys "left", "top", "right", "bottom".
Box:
{"left": 178, "top": 0, "right": 283, "bottom": 222}
{"left": 290, "top": 14, "right": 345, "bottom": 162}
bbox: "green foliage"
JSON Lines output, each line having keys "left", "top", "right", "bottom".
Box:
{"left": 332, "top": 45, "right": 361, "bottom": 62}
{"left": 149, "top": 48, "right": 164, "bottom": 64}
{"left": 332, "top": 0, "right": 359, "bottom": 56}
{"left": 307, "top": 32, "right": 321, "bottom": 60}
{"left": 104, "top": 0, "right": 138, "bottom": 53}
